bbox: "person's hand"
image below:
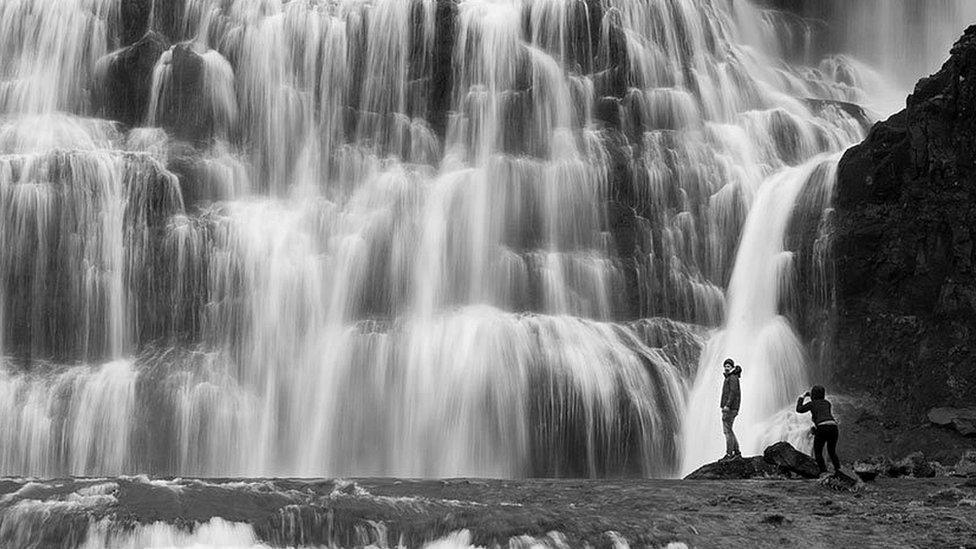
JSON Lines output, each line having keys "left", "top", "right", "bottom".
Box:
{"left": 722, "top": 406, "right": 730, "bottom": 412}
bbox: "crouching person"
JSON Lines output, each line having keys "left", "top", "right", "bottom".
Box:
{"left": 797, "top": 385, "right": 841, "bottom": 475}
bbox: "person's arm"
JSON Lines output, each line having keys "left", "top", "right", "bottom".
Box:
{"left": 796, "top": 394, "right": 811, "bottom": 413}
{"left": 720, "top": 379, "right": 730, "bottom": 410}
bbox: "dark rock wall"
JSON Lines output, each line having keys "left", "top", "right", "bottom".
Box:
{"left": 834, "top": 26, "right": 976, "bottom": 415}
{"left": 97, "top": 32, "right": 170, "bottom": 127}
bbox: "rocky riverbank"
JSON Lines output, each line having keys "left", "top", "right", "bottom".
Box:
{"left": 1, "top": 476, "right": 975, "bottom": 548}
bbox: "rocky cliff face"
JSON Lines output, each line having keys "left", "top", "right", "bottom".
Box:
{"left": 835, "top": 26, "right": 976, "bottom": 415}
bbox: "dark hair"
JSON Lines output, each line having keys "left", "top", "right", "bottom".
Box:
{"left": 723, "top": 358, "right": 734, "bottom": 367}
{"left": 811, "top": 385, "right": 826, "bottom": 400}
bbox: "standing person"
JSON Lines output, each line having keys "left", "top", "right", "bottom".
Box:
{"left": 720, "top": 358, "right": 742, "bottom": 460}
{"left": 796, "top": 385, "right": 841, "bottom": 475}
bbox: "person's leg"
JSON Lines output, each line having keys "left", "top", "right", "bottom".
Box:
{"left": 722, "top": 411, "right": 733, "bottom": 456}
{"left": 826, "top": 426, "right": 841, "bottom": 472}
{"left": 812, "top": 428, "right": 827, "bottom": 473}
{"left": 722, "top": 410, "right": 738, "bottom": 457}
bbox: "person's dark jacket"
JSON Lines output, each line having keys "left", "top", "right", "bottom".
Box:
{"left": 720, "top": 365, "right": 741, "bottom": 411}
{"left": 796, "top": 396, "right": 836, "bottom": 425}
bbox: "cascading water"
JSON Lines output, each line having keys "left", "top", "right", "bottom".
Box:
{"left": 680, "top": 155, "right": 840, "bottom": 472}
{"left": 0, "top": 0, "right": 969, "bottom": 483}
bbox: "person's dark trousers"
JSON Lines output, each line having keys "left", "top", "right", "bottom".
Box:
{"left": 813, "top": 424, "right": 840, "bottom": 473}
{"left": 722, "top": 409, "right": 739, "bottom": 456}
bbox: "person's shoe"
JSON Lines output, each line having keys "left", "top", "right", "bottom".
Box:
{"left": 720, "top": 453, "right": 734, "bottom": 462}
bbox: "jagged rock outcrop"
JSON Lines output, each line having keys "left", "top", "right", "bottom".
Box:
{"left": 803, "top": 98, "right": 871, "bottom": 131}
{"left": 97, "top": 32, "right": 170, "bottom": 127}
{"left": 834, "top": 25, "right": 976, "bottom": 417}
{"left": 149, "top": 44, "right": 237, "bottom": 144}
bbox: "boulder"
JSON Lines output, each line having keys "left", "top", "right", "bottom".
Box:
{"left": 951, "top": 418, "right": 976, "bottom": 437}
{"left": 913, "top": 461, "right": 938, "bottom": 479}
{"left": 886, "top": 460, "right": 912, "bottom": 478}
{"left": 931, "top": 462, "right": 952, "bottom": 477}
{"left": 927, "top": 408, "right": 976, "bottom": 436}
{"left": 952, "top": 450, "right": 976, "bottom": 477}
{"left": 854, "top": 454, "right": 941, "bottom": 479}
{"left": 927, "top": 407, "right": 976, "bottom": 425}
{"left": 889, "top": 451, "right": 926, "bottom": 478}
{"left": 763, "top": 441, "right": 821, "bottom": 479}
{"left": 852, "top": 461, "right": 881, "bottom": 482}
{"left": 818, "top": 471, "right": 863, "bottom": 493}
{"left": 684, "top": 456, "right": 784, "bottom": 480}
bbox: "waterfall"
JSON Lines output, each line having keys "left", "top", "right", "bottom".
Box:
{"left": 0, "top": 0, "right": 966, "bottom": 479}
{"left": 680, "top": 155, "right": 839, "bottom": 473}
